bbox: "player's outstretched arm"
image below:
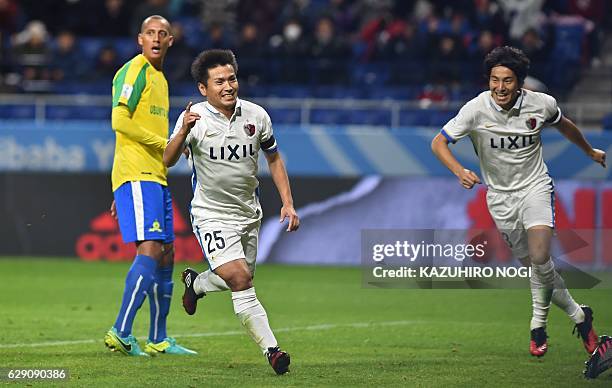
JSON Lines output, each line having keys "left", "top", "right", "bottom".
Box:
{"left": 265, "top": 152, "right": 299, "bottom": 232}
{"left": 431, "top": 133, "right": 481, "bottom": 189}
{"left": 164, "top": 102, "right": 200, "bottom": 167}
{"left": 554, "top": 116, "right": 606, "bottom": 168}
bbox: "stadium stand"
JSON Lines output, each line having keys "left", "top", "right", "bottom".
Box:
{"left": 0, "top": 0, "right": 610, "bottom": 126}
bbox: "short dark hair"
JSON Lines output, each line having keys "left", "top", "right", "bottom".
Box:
{"left": 484, "top": 46, "right": 530, "bottom": 85}
{"left": 191, "top": 49, "right": 238, "bottom": 85}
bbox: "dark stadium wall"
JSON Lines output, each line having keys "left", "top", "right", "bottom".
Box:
{"left": 0, "top": 173, "right": 359, "bottom": 259}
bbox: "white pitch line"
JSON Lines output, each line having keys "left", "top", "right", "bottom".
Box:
{"left": 3, "top": 320, "right": 421, "bottom": 349}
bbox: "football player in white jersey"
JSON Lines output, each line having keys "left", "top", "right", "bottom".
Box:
{"left": 164, "top": 49, "right": 299, "bottom": 374}
{"left": 431, "top": 46, "right": 606, "bottom": 358}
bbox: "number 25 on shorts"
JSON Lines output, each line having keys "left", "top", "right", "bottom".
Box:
{"left": 203, "top": 230, "right": 226, "bottom": 255}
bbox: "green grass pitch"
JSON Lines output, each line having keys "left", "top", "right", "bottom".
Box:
{"left": 1, "top": 258, "right": 611, "bottom": 387}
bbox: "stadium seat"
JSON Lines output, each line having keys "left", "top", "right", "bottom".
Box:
{"left": 46, "top": 105, "right": 110, "bottom": 120}
{"left": 114, "top": 38, "right": 139, "bottom": 63}
{"left": 267, "top": 108, "right": 302, "bottom": 125}
{"left": 553, "top": 24, "right": 584, "bottom": 63}
{"left": 399, "top": 109, "right": 432, "bottom": 126}
{"left": 429, "top": 110, "right": 456, "bottom": 127}
{"left": 349, "top": 109, "right": 392, "bottom": 126}
{"left": 351, "top": 63, "right": 390, "bottom": 86}
{"left": 51, "top": 81, "right": 109, "bottom": 94}
{"left": 310, "top": 108, "right": 349, "bottom": 125}
{"left": 266, "top": 85, "right": 310, "bottom": 98}
{"left": 367, "top": 87, "right": 415, "bottom": 100}
{"left": 312, "top": 85, "right": 365, "bottom": 99}
{"left": 0, "top": 105, "right": 36, "bottom": 120}
{"left": 602, "top": 113, "right": 612, "bottom": 130}
{"left": 78, "top": 37, "right": 105, "bottom": 63}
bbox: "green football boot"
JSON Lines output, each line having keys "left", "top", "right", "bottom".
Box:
{"left": 104, "top": 327, "right": 149, "bottom": 357}
{"left": 143, "top": 337, "right": 197, "bottom": 355}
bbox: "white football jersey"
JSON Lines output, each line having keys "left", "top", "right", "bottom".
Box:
{"left": 171, "top": 98, "right": 278, "bottom": 227}
{"left": 441, "top": 89, "right": 561, "bottom": 191}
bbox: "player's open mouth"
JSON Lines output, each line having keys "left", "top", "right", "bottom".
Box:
{"left": 152, "top": 47, "right": 161, "bottom": 54}
{"left": 495, "top": 92, "right": 509, "bottom": 100}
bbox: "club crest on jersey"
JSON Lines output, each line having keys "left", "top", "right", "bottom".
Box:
{"left": 243, "top": 122, "right": 256, "bottom": 137}
{"left": 526, "top": 118, "right": 537, "bottom": 130}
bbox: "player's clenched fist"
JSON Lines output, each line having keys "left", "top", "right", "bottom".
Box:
{"left": 181, "top": 101, "right": 201, "bottom": 133}
{"left": 457, "top": 168, "right": 481, "bottom": 189}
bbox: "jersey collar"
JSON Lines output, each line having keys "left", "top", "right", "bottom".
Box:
{"left": 204, "top": 98, "right": 242, "bottom": 118}
{"left": 138, "top": 54, "right": 160, "bottom": 73}
{"left": 488, "top": 89, "right": 524, "bottom": 114}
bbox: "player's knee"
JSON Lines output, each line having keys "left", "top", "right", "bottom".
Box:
{"left": 226, "top": 269, "right": 253, "bottom": 291}
{"left": 136, "top": 240, "right": 165, "bottom": 261}
{"left": 161, "top": 243, "right": 174, "bottom": 266}
{"left": 528, "top": 242, "right": 550, "bottom": 264}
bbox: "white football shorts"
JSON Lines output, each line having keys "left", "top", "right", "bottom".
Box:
{"left": 486, "top": 176, "right": 555, "bottom": 259}
{"left": 193, "top": 220, "right": 260, "bottom": 273}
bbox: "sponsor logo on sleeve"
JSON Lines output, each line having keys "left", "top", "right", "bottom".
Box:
{"left": 120, "top": 84, "right": 133, "bottom": 100}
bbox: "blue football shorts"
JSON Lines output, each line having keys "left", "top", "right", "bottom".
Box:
{"left": 113, "top": 181, "right": 174, "bottom": 244}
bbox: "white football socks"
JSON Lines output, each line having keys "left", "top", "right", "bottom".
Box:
{"left": 232, "top": 287, "right": 278, "bottom": 354}
{"left": 551, "top": 270, "right": 585, "bottom": 324}
{"left": 530, "top": 260, "right": 555, "bottom": 330}
{"left": 193, "top": 270, "right": 230, "bottom": 294}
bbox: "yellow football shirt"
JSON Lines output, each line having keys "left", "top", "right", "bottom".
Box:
{"left": 111, "top": 54, "right": 169, "bottom": 191}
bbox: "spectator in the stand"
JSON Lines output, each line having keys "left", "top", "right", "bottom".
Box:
{"left": 518, "top": 28, "right": 549, "bottom": 64}
{"left": 236, "top": 22, "right": 266, "bottom": 84}
{"left": 89, "top": 0, "right": 132, "bottom": 37}
{"left": 567, "top": 0, "right": 605, "bottom": 66}
{"left": 359, "top": 11, "right": 403, "bottom": 61}
{"left": 207, "top": 23, "right": 234, "bottom": 49}
{"left": 470, "top": 0, "right": 508, "bottom": 39}
{"left": 10, "top": 20, "right": 52, "bottom": 82}
{"left": 270, "top": 18, "right": 310, "bottom": 82}
{"left": 430, "top": 34, "right": 467, "bottom": 62}
{"left": 320, "top": 0, "right": 360, "bottom": 35}
{"left": 374, "top": 20, "right": 422, "bottom": 61}
{"left": 568, "top": 0, "right": 606, "bottom": 23}
{"left": 279, "top": 0, "right": 321, "bottom": 27}
{"left": 51, "top": 30, "right": 85, "bottom": 81}
{"left": 237, "top": 22, "right": 264, "bottom": 59}
{"left": 131, "top": 0, "right": 171, "bottom": 36}
{"left": 497, "top": 0, "right": 546, "bottom": 41}
{"left": 199, "top": 0, "right": 238, "bottom": 34}
{"left": 276, "top": 18, "right": 310, "bottom": 57}
{"left": 470, "top": 29, "right": 497, "bottom": 60}
{"left": 450, "top": 10, "right": 471, "bottom": 37}
{"left": 429, "top": 34, "right": 467, "bottom": 83}
{"left": 310, "top": 16, "right": 349, "bottom": 84}
{"left": 236, "top": 0, "right": 283, "bottom": 38}
{"left": 90, "top": 45, "right": 119, "bottom": 81}
{"left": 163, "top": 22, "right": 194, "bottom": 82}
{"left": 311, "top": 17, "right": 349, "bottom": 60}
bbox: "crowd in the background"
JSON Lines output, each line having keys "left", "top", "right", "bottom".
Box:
{"left": 0, "top": 0, "right": 609, "bottom": 95}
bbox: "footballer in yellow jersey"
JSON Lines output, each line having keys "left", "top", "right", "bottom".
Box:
{"left": 104, "top": 15, "right": 195, "bottom": 357}
{"left": 111, "top": 53, "right": 169, "bottom": 191}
